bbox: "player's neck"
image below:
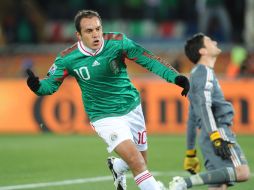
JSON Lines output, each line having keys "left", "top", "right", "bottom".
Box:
{"left": 199, "top": 56, "right": 217, "bottom": 69}
{"left": 78, "top": 39, "right": 104, "bottom": 56}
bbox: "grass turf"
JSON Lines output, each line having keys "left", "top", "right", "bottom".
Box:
{"left": 0, "top": 134, "right": 253, "bottom": 190}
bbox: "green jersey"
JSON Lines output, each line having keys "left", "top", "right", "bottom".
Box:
{"left": 36, "top": 32, "right": 179, "bottom": 122}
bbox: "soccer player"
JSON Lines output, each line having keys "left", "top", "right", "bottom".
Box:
{"left": 169, "top": 33, "right": 250, "bottom": 190}
{"left": 26, "top": 10, "right": 189, "bottom": 190}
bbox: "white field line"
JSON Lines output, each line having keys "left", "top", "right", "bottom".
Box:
{"left": 0, "top": 171, "right": 253, "bottom": 190}
{"left": 0, "top": 171, "right": 185, "bottom": 190}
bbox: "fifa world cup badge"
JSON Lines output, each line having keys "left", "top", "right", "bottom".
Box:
{"left": 48, "top": 64, "right": 57, "bottom": 75}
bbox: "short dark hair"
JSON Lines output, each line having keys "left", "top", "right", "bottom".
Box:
{"left": 74, "top": 10, "right": 101, "bottom": 33}
{"left": 184, "top": 33, "right": 205, "bottom": 64}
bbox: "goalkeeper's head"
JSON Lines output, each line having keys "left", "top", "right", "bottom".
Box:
{"left": 184, "top": 33, "right": 205, "bottom": 64}
{"left": 185, "top": 33, "right": 222, "bottom": 65}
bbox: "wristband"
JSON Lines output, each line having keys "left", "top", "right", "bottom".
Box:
{"left": 210, "top": 131, "right": 221, "bottom": 141}
{"left": 186, "top": 149, "right": 196, "bottom": 157}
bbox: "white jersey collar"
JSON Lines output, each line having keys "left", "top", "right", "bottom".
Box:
{"left": 78, "top": 38, "right": 104, "bottom": 56}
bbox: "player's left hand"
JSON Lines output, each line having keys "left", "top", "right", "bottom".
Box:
{"left": 174, "top": 75, "right": 190, "bottom": 97}
{"left": 183, "top": 149, "right": 201, "bottom": 174}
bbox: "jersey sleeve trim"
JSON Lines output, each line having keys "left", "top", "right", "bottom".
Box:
{"left": 103, "top": 33, "right": 123, "bottom": 41}
{"left": 143, "top": 51, "right": 179, "bottom": 73}
{"left": 60, "top": 43, "right": 78, "bottom": 57}
{"left": 55, "top": 69, "right": 69, "bottom": 82}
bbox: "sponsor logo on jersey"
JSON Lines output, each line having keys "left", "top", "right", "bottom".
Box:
{"left": 92, "top": 60, "right": 100, "bottom": 67}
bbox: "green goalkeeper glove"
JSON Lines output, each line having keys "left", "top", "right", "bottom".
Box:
{"left": 210, "top": 131, "right": 231, "bottom": 160}
{"left": 183, "top": 149, "right": 201, "bottom": 174}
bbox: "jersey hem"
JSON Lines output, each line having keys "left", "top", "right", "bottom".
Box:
{"left": 89, "top": 99, "right": 141, "bottom": 122}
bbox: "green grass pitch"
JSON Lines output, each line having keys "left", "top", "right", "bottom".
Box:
{"left": 0, "top": 134, "right": 253, "bottom": 190}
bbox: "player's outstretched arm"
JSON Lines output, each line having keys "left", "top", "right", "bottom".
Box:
{"left": 26, "top": 69, "right": 41, "bottom": 92}
{"left": 122, "top": 34, "right": 188, "bottom": 93}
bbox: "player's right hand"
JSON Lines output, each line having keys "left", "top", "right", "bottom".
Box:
{"left": 183, "top": 149, "right": 201, "bottom": 174}
{"left": 210, "top": 131, "right": 231, "bottom": 160}
{"left": 26, "top": 69, "right": 40, "bottom": 92}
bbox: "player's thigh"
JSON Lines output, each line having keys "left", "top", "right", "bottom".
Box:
{"left": 198, "top": 128, "right": 246, "bottom": 168}
{"left": 198, "top": 134, "right": 235, "bottom": 187}
{"left": 199, "top": 136, "right": 233, "bottom": 169}
{"left": 114, "top": 139, "right": 146, "bottom": 172}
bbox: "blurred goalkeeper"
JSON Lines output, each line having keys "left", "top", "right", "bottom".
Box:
{"left": 26, "top": 10, "right": 189, "bottom": 190}
{"left": 169, "top": 33, "right": 250, "bottom": 190}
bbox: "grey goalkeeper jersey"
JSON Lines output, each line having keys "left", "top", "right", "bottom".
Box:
{"left": 187, "top": 64, "right": 234, "bottom": 149}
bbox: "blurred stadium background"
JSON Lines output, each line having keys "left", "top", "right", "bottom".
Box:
{"left": 0, "top": 0, "right": 253, "bottom": 189}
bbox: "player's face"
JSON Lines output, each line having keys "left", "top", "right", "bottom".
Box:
{"left": 76, "top": 17, "right": 103, "bottom": 50}
{"left": 203, "top": 36, "right": 221, "bottom": 57}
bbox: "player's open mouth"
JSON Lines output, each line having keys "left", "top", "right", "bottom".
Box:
{"left": 93, "top": 40, "right": 100, "bottom": 45}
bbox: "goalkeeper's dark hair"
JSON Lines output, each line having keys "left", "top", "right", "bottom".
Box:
{"left": 74, "top": 10, "right": 101, "bottom": 33}
{"left": 184, "top": 33, "right": 205, "bottom": 64}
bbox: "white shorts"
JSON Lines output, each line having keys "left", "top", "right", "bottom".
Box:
{"left": 91, "top": 104, "right": 147, "bottom": 153}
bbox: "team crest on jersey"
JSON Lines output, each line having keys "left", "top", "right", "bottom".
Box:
{"left": 110, "top": 132, "right": 118, "bottom": 142}
{"left": 110, "top": 60, "right": 120, "bottom": 75}
{"left": 48, "top": 64, "right": 57, "bottom": 75}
